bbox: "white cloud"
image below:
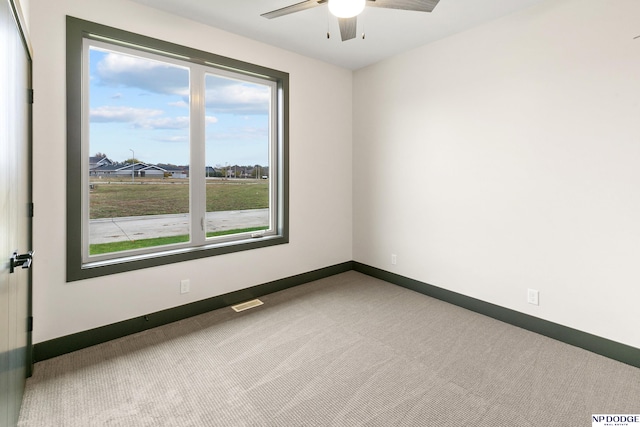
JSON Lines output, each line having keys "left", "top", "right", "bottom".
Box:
{"left": 205, "top": 76, "right": 270, "bottom": 115}
{"left": 138, "top": 115, "right": 217, "bottom": 129}
{"left": 94, "top": 50, "right": 189, "bottom": 97}
{"left": 90, "top": 106, "right": 200, "bottom": 131}
{"left": 168, "top": 100, "right": 189, "bottom": 108}
{"left": 206, "top": 126, "right": 268, "bottom": 141}
{"left": 90, "top": 106, "right": 163, "bottom": 123}
{"left": 156, "top": 136, "right": 188, "bottom": 143}
{"left": 99, "top": 52, "right": 160, "bottom": 74}
{"left": 92, "top": 49, "right": 270, "bottom": 116}
{"left": 90, "top": 106, "right": 191, "bottom": 129}
{"left": 138, "top": 116, "right": 190, "bottom": 130}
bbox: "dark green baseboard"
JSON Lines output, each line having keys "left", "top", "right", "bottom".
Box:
{"left": 353, "top": 262, "right": 640, "bottom": 369}
{"left": 34, "top": 260, "right": 639, "bottom": 370}
{"left": 33, "top": 261, "right": 354, "bottom": 362}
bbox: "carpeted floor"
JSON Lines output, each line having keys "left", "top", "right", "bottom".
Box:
{"left": 18, "top": 271, "right": 640, "bottom": 426}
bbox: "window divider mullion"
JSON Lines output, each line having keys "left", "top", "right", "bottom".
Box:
{"left": 190, "top": 66, "right": 206, "bottom": 246}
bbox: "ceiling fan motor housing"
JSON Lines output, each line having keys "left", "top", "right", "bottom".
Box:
{"left": 328, "top": 0, "right": 366, "bottom": 18}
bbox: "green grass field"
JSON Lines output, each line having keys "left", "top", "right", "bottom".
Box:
{"left": 88, "top": 178, "right": 269, "bottom": 255}
{"left": 89, "top": 178, "right": 268, "bottom": 219}
{"left": 89, "top": 226, "right": 269, "bottom": 255}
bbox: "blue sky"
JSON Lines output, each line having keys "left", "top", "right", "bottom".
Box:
{"left": 89, "top": 46, "right": 270, "bottom": 167}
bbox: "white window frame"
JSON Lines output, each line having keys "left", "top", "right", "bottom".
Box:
{"left": 66, "top": 17, "right": 289, "bottom": 281}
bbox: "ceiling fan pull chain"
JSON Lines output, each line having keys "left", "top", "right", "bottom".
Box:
{"left": 360, "top": 9, "right": 367, "bottom": 40}
{"left": 362, "top": 8, "right": 366, "bottom": 39}
{"left": 327, "top": 5, "right": 331, "bottom": 39}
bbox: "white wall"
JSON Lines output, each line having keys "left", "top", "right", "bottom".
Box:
{"left": 30, "top": 0, "right": 353, "bottom": 343}
{"left": 353, "top": 0, "right": 640, "bottom": 349}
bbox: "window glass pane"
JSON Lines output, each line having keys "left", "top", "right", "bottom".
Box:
{"left": 204, "top": 73, "right": 271, "bottom": 239}
{"left": 88, "top": 46, "right": 190, "bottom": 256}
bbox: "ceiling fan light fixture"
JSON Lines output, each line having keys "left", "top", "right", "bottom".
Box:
{"left": 328, "top": 0, "right": 365, "bottom": 18}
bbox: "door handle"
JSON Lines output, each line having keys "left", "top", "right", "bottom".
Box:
{"left": 9, "top": 251, "right": 33, "bottom": 273}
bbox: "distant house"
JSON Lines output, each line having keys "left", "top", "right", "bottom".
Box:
{"left": 88, "top": 160, "right": 201, "bottom": 179}
{"left": 157, "top": 163, "right": 188, "bottom": 178}
{"left": 89, "top": 156, "right": 114, "bottom": 173}
{"left": 135, "top": 163, "right": 167, "bottom": 177}
{"left": 90, "top": 162, "right": 170, "bottom": 178}
{"left": 169, "top": 165, "right": 188, "bottom": 179}
{"left": 90, "top": 163, "right": 120, "bottom": 176}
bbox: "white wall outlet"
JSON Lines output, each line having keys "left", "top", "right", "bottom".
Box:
{"left": 527, "top": 288, "right": 539, "bottom": 305}
{"left": 391, "top": 254, "right": 397, "bottom": 265}
{"left": 180, "top": 279, "right": 190, "bottom": 294}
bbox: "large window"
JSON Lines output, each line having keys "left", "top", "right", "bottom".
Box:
{"left": 67, "top": 17, "right": 288, "bottom": 281}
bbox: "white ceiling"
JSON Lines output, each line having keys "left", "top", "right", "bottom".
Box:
{"left": 128, "top": 0, "right": 547, "bottom": 70}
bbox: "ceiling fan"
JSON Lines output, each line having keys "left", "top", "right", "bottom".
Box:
{"left": 261, "top": 0, "right": 441, "bottom": 42}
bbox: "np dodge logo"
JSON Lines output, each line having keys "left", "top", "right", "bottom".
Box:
{"left": 593, "top": 415, "right": 640, "bottom": 426}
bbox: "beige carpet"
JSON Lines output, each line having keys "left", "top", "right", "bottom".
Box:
{"left": 18, "top": 271, "right": 640, "bottom": 426}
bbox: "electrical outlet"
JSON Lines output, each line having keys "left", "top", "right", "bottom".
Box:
{"left": 391, "top": 254, "right": 397, "bottom": 265}
{"left": 180, "top": 279, "right": 190, "bottom": 294}
{"left": 527, "top": 288, "right": 539, "bottom": 305}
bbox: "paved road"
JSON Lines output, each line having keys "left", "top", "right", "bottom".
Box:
{"left": 89, "top": 209, "right": 269, "bottom": 244}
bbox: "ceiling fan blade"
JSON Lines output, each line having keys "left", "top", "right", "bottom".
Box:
{"left": 366, "top": 0, "right": 440, "bottom": 13}
{"left": 261, "top": 0, "right": 326, "bottom": 19}
{"left": 338, "top": 17, "right": 357, "bottom": 41}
